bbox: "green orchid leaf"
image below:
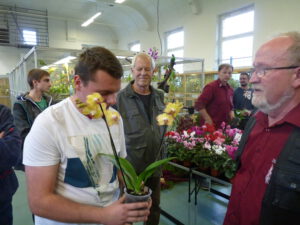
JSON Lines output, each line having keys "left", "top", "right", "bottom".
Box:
{"left": 138, "top": 157, "right": 175, "bottom": 183}
{"left": 100, "top": 154, "right": 175, "bottom": 194}
{"left": 99, "top": 154, "right": 138, "bottom": 191}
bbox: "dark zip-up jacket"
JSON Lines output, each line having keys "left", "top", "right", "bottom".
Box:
{"left": 0, "top": 104, "right": 22, "bottom": 202}
{"left": 13, "top": 92, "right": 53, "bottom": 142}
{"left": 12, "top": 93, "right": 54, "bottom": 169}
{"left": 116, "top": 82, "right": 165, "bottom": 176}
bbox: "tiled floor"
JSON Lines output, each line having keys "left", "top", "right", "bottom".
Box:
{"left": 12, "top": 171, "right": 230, "bottom": 225}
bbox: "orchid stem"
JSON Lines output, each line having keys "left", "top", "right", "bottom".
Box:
{"left": 99, "top": 104, "right": 128, "bottom": 191}
{"left": 155, "top": 125, "right": 168, "bottom": 162}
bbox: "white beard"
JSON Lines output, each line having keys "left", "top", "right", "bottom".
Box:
{"left": 252, "top": 88, "right": 294, "bottom": 114}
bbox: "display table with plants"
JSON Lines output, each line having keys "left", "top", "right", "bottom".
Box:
{"left": 164, "top": 114, "right": 243, "bottom": 201}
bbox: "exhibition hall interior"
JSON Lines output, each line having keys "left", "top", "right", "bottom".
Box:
{"left": 0, "top": 0, "right": 300, "bottom": 224}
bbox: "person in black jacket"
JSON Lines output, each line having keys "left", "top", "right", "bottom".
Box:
{"left": 0, "top": 104, "right": 22, "bottom": 225}
{"left": 13, "top": 68, "right": 53, "bottom": 170}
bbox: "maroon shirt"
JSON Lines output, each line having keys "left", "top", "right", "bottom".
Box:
{"left": 194, "top": 79, "right": 233, "bottom": 128}
{"left": 224, "top": 103, "right": 300, "bottom": 225}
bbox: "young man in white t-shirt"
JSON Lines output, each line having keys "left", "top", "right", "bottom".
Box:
{"left": 23, "top": 47, "right": 151, "bottom": 225}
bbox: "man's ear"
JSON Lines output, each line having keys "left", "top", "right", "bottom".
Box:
{"left": 73, "top": 75, "right": 82, "bottom": 90}
{"left": 32, "top": 79, "right": 38, "bottom": 87}
{"left": 292, "top": 67, "right": 300, "bottom": 88}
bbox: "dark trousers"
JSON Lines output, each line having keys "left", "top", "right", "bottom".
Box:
{"left": 0, "top": 197, "right": 13, "bottom": 225}
{"left": 145, "top": 176, "right": 161, "bottom": 225}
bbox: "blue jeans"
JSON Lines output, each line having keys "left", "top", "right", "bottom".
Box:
{"left": 0, "top": 197, "right": 13, "bottom": 225}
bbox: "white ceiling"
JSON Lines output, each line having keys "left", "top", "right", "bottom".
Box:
{"left": 0, "top": 0, "right": 195, "bottom": 32}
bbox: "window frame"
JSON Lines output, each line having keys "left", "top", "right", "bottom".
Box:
{"left": 217, "top": 4, "right": 254, "bottom": 67}
{"left": 164, "top": 27, "right": 184, "bottom": 57}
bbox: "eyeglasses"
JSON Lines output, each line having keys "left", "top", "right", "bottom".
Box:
{"left": 248, "top": 66, "right": 299, "bottom": 78}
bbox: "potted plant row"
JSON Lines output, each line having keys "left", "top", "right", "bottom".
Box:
{"left": 165, "top": 120, "right": 242, "bottom": 180}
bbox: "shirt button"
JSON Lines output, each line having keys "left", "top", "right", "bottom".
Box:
{"left": 265, "top": 128, "right": 270, "bottom": 132}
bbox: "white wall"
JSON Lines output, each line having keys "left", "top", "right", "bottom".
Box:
{"left": 48, "top": 18, "right": 118, "bottom": 49}
{"left": 0, "top": 16, "right": 118, "bottom": 74}
{"left": 0, "top": 46, "right": 27, "bottom": 75}
{"left": 118, "top": 0, "right": 300, "bottom": 71}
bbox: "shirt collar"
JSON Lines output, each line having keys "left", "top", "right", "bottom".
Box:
{"left": 217, "top": 79, "right": 229, "bottom": 88}
{"left": 255, "top": 103, "right": 300, "bottom": 128}
{"left": 125, "top": 80, "right": 154, "bottom": 98}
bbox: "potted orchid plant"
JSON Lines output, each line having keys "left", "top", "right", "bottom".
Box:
{"left": 76, "top": 93, "right": 182, "bottom": 200}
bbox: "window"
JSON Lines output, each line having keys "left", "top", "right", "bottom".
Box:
{"left": 129, "top": 41, "right": 140, "bottom": 52}
{"left": 0, "top": 4, "right": 48, "bottom": 47}
{"left": 165, "top": 28, "right": 184, "bottom": 73}
{"left": 23, "top": 30, "right": 37, "bottom": 45}
{"left": 218, "top": 5, "right": 254, "bottom": 67}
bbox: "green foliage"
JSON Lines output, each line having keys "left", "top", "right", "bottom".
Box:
{"left": 38, "top": 59, "right": 46, "bottom": 66}
{"left": 223, "top": 158, "right": 237, "bottom": 179}
{"left": 228, "top": 78, "right": 239, "bottom": 89}
{"left": 101, "top": 154, "right": 175, "bottom": 195}
{"left": 186, "top": 77, "right": 201, "bottom": 93}
{"left": 123, "top": 73, "right": 133, "bottom": 82}
{"left": 48, "top": 67, "right": 74, "bottom": 100}
{"left": 192, "top": 148, "right": 212, "bottom": 168}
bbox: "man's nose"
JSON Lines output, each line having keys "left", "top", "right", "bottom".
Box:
{"left": 249, "top": 73, "right": 260, "bottom": 84}
{"left": 105, "top": 93, "right": 117, "bottom": 107}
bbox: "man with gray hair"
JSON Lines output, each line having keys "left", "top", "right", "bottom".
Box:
{"left": 116, "top": 52, "right": 165, "bottom": 225}
{"left": 224, "top": 32, "right": 300, "bottom": 225}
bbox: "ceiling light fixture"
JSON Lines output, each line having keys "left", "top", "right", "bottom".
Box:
{"left": 115, "top": 0, "right": 126, "bottom": 3}
{"left": 53, "top": 56, "right": 76, "bottom": 65}
{"left": 81, "top": 12, "right": 102, "bottom": 27}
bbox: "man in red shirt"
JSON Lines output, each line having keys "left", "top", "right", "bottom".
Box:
{"left": 224, "top": 32, "right": 300, "bottom": 225}
{"left": 194, "top": 63, "right": 234, "bottom": 128}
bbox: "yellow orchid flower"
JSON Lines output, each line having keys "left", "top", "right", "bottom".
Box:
{"left": 86, "top": 93, "right": 104, "bottom": 106}
{"left": 75, "top": 93, "right": 119, "bottom": 125}
{"left": 82, "top": 104, "right": 103, "bottom": 119}
{"left": 105, "top": 110, "right": 120, "bottom": 126}
{"left": 164, "top": 101, "right": 183, "bottom": 117}
{"left": 157, "top": 113, "right": 174, "bottom": 126}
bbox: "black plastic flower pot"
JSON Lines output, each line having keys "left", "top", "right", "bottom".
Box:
{"left": 124, "top": 187, "right": 152, "bottom": 204}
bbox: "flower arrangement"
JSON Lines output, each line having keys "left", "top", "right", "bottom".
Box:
{"left": 165, "top": 121, "right": 242, "bottom": 179}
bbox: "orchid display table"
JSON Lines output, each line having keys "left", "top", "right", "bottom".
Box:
{"left": 168, "top": 162, "right": 232, "bottom": 204}
{"left": 160, "top": 162, "right": 231, "bottom": 225}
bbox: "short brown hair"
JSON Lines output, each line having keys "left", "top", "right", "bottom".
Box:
{"left": 27, "top": 69, "right": 50, "bottom": 89}
{"left": 75, "top": 47, "right": 123, "bottom": 85}
{"left": 218, "top": 63, "right": 233, "bottom": 72}
{"left": 240, "top": 72, "right": 250, "bottom": 79}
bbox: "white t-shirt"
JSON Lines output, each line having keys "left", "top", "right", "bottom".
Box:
{"left": 23, "top": 97, "right": 126, "bottom": 225}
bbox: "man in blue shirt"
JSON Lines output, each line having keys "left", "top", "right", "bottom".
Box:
{"left": 233, "top": 72, "right": 255, "bottom": 129}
